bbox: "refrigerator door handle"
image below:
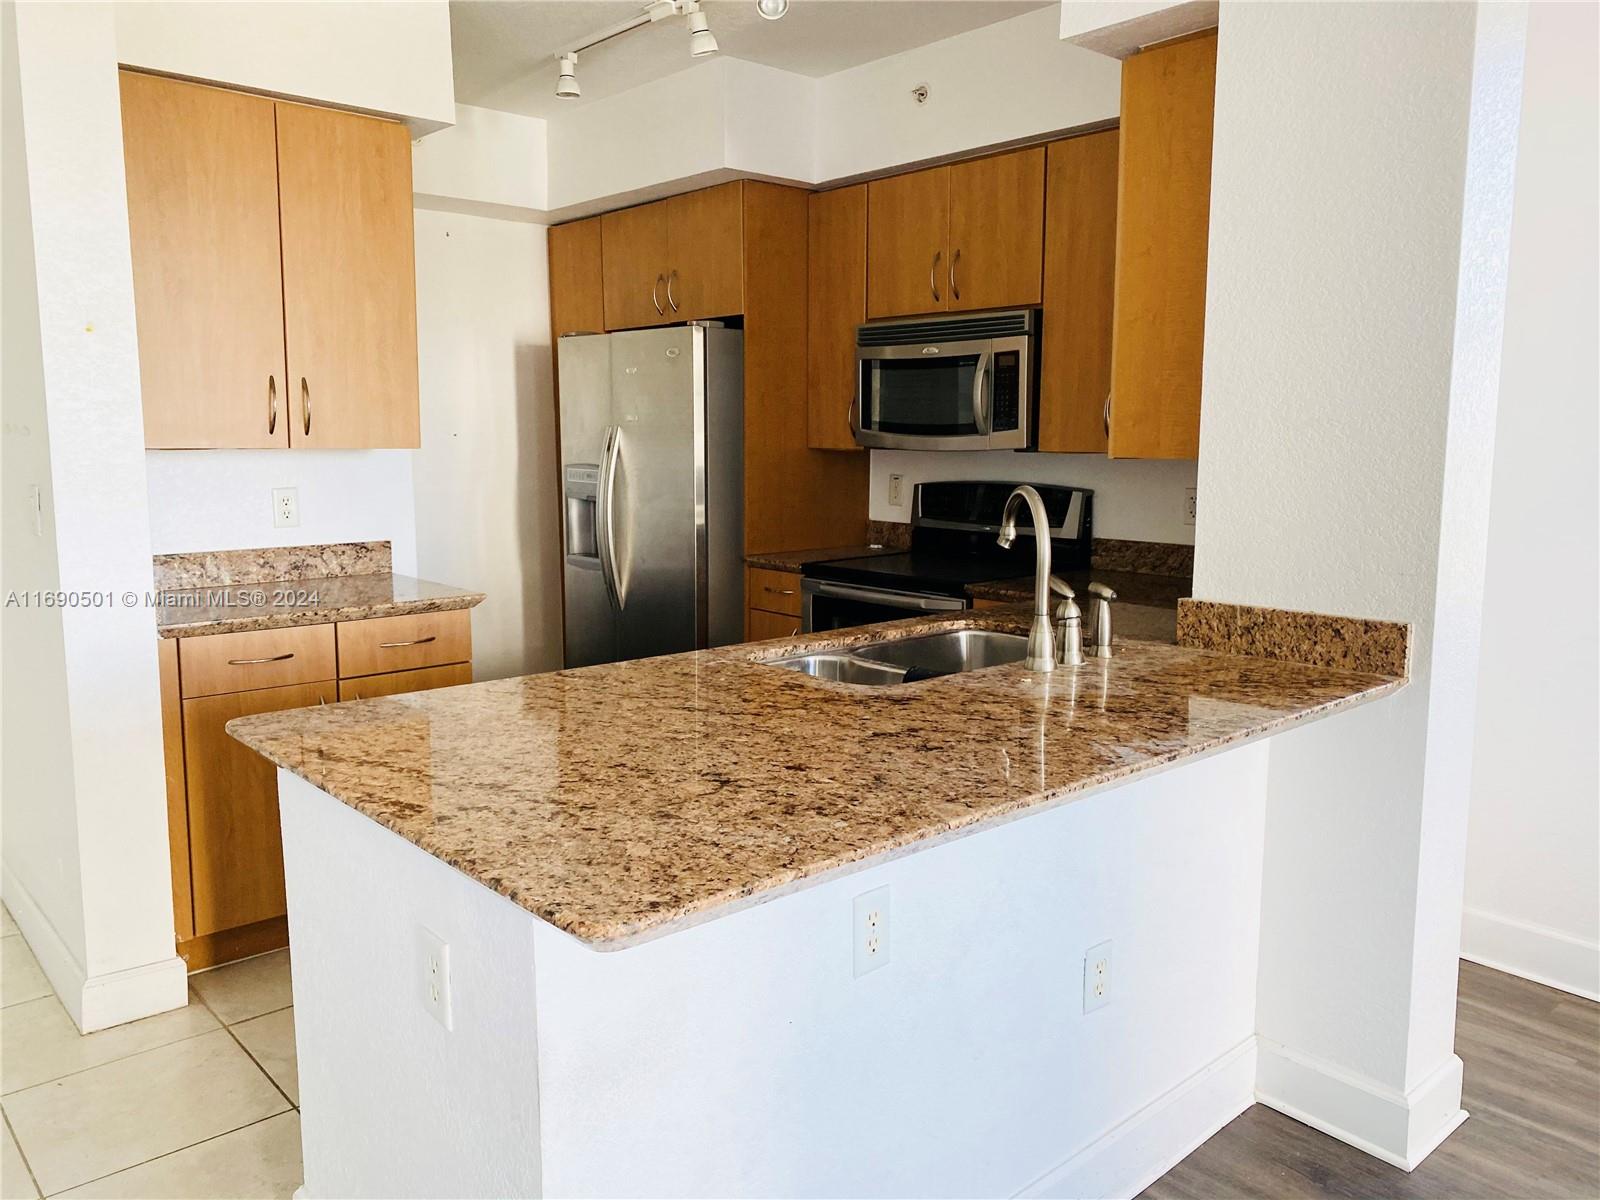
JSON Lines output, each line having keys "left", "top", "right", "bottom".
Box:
{"left": 597, "top": 425, "right": 625, "bottom": 611}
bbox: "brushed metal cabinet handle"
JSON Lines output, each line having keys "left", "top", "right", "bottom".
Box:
{"left": 949, "top": 248, "right": 961, "bottom": 302}
{"left": 227, "top": 652, "right": 295, "bottom": 665}
{"left": 667, "top": 269, "right": 680, "bottom": 313}
{"left": 1103, "top": 392, "right": 1111, "bottom": 438}
{"left": 301, "top": 377, "right": 311, "bottom": 437}
{"left": 652, "top": 275, "right": 665, "bottom": 316}
{"left": 267, "top": 375, "right": 278, "bottom": 436}
{"left": 378, "top": 636, "right": 438, "bottom": 649}
{"left": 930, "top": 250, "right": 942, "bottom": 303}
{"left": 768, "top": 588, "right": 798, "bottom": 597}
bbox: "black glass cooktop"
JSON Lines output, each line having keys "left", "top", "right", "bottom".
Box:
{"left": 802, "top": 551, "right": 1030, "bottom": 597}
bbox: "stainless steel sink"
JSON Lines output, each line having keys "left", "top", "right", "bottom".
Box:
{"left": 767, "top": 629, "right": 1029, "bottom": 686}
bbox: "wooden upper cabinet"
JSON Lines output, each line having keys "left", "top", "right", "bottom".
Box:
{"left": 548, "top": 218, "right": 605, "bottom": 337}
{"left": 120, "top": 72, "right": 288, "bottom": 449}
{"left": 947, "top": 147, "right": 1046, "bottom": 312}
{"left": 807, "top": 185, "right": 867, "bottom": 451}
{"left": 276, "top": 102, "right": 420, "bottom": 449}
{"left": 665, "top": 183, "right": 743, "bottom": 320}
{"left": 866, "top": 166, "right": 949, "bottom": 318}
{"left": 1038, "top": 131, "right": 1119, "bottom": 453}
{"left": 601, "top": 201, "right": 670, "bottom": 330}
{"left": 1109, "top": 31, "right": 1217, "bottom": 460}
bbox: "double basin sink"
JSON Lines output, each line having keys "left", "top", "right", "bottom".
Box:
{"left": 768, "top": 628, "right": 1028, "bottom": 687}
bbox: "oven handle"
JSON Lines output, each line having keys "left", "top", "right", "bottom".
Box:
{"left": 804, "top": 580, "right": 968, "bottom": 612}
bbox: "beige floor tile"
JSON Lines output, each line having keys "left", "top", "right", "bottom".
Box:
{"left": 1, "top": 992, "right": 218, "bottom": 1095}
{"left": 52, "top": 1111, "right": 302, "bottom": 1200}
{"left": 230, "top": 1009, "right": 297, "bottom": 1106}
{"left": 2, "top": 1120, "right": 38, "bottom": 1200}
{"left": 1, "top": 1028, "right": 289, "bottom": 1196}
{"left": 189, "top": 951, "right": 292, "bottom": 1026}
{"left": 1, "top": 908, "right": 18, "bottom": 938}
{"left": 0, "top": 940, "right": 49, "bottom": 1010}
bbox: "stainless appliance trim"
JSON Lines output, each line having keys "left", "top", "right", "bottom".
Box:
{"left": 597, "top": 425, "right": 623, "bottom": 611}
{"left": 801, "top": 577, "right": 968, "bottom": 632}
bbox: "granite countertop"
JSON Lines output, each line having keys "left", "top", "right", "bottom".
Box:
{"left": 745, "top": 545, "right": 901, "bottom": 572}
{"left": 965, "top": 566, "right": 1191, "bottom": 609}
{"left": 155, "top": 572, "right": 485, "bottom": 639}
{"left": 228, "top": 606, "right": 1406, "bottom": 950}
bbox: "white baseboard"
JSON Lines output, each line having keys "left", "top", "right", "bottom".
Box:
{"left": 2, "top": 866, "right": 187, "bottom": 1033}
{"left": 1461, "top": 907, "right": 1600, "bottom": 1001}
{"left": 1018, "top": 1037, "right": 1257, "bottom": 1199}
{"left": 1256, "top": 1038, "right": 1467, "bottom": 1171}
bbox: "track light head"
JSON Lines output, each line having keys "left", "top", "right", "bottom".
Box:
{"left": 555, "top": 52, "right": 581, "bottom": 98}
{"left": 756, "top": 0, "right": 789, "bottom": 18}
{"left": 686, "top": 9, "right": 719, "bottom": 57}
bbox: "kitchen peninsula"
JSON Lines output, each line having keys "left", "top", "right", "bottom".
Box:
{"left": 229, "top": 601, "right": 1408, "bottom": 1199}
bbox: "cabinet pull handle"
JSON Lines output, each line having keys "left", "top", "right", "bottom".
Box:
{"left": 949, "top": 249, "right": 961, "bottom": 302}
{"left": 1103, "top": 392, "right": 1112, "bottom": 438}
{"left": 930, "top": 250, "right": 942, "bottom": 303}
{"left": 267, "top": 376, "right": 278, "bottom": 435}
{"left": 667, "top": 269, "right": 679, "bottom": 313}
{"left": 652, "top": 275, "right": 665, "bottom": 316}
{"left": 767, "top": 587, "right": 797, "bottom": 596}
{"left": 227, "top": 652, "right": 295, "bottom": 666}
{"left": 300, "top": 377, "right": 311, "bottom": 437}
{"left": 378, "top": 635, "right": 437, "bottom": 649}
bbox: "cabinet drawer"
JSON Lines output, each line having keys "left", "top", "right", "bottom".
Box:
{"left": 178, "top": 624, "right": 336, "bottom": 698}
{"left": 748, "top": 567, "right": 803, "bottom": 617}
{"left": 337, "top": 609, "right": 471, "bottom": 678}
{"left": 338, "top": 662, "right": 471, "bottom": 702}
{"left": 748, "top": 607, "right": 802, "bottom": 642}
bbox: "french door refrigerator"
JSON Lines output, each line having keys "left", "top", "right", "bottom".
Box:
{"left": 558, "top": 324, "right": 744, "bottom": 668}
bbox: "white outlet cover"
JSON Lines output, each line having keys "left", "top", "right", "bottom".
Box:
{"left": 272, "top": 486, "right": 300, "bottom": 529}
{"left": 419, "top": 926, "right": 453, "bottom": 1030}
{"left": 1083, "top": 939, "right": 1113, "bottom": 1013}
{"left": 853, "top": 885, "right": 891, "bottom": 977}
{"left": 1184, "top": 487, "right": 1197, "bottom": 527}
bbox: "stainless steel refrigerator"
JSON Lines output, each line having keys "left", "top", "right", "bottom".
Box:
{"left": 558, "top": 324, "right": 744, "bottom": 668}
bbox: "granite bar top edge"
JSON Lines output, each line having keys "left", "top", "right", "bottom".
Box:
{"left": 156, "top": 574, "right": 485, "bottom": 638}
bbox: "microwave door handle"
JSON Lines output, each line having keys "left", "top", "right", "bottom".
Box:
{"left": 973, "top": 352, "right": 992, "bottom": 437}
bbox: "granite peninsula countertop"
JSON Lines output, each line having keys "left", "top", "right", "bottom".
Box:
{"left": 155, "top": 572, "right": 484, "bottom": 639}
{"left": 228, "top": 607, "right": 1405, "bottom": 950}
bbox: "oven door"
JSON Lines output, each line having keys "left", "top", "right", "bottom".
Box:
{"left": 853, "top": 338, "right": 994, "bottom": 451}
{"left": 802, "top": 579, "right": 968, "bottom": 633}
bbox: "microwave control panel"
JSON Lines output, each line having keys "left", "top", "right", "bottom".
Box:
{"left": 991, "top": 352, "right": 1021, "bottom": 432}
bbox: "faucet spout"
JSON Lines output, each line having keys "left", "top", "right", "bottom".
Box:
{"left": 997, "top": 485, "right": 1056, "bottom": 672}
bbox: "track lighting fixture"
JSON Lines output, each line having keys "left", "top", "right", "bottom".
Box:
{"left": 756, "top": 0, "right": 789, "bottom": 18}
{"left": 555, "top": 52, "right": 580, "bottom": 99}
{"left": 685, "top": 8, "right": 719, "bottom": 57}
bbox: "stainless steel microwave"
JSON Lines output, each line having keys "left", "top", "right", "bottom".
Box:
{"left": 851, "top": 309, "right": 1038, "bottom": 451}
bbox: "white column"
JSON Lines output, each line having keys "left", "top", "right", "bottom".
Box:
{"left": 1194, "top": 0, "right": 1527, "bottom": 1169}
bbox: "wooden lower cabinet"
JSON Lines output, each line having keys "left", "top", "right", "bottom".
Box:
{"left": 338, "top": 661, "right": 471, "bottom": 702}
{"left": 747, "top": 607, "right": 802, "bottom": 642}
{"left": 183, "top": 679, "right": 335, "bottom": 939}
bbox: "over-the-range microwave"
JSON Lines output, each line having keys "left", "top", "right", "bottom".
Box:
{"left": 851, "top": 308, "right": 1040, "bottom": 451}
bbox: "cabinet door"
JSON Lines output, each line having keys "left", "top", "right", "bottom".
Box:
{"left": 747, "top": 607, "right": 802, "bottom": 642}
{"left": 807, "top": 186, "right": 867, "bottom": 451}
{"left": 337, "top": 662, "right": 471, "bottom": 702}
{"left": 184, "top": 680, "right": 335, "bottom": 937}
{"left": 947, "top": 147, "right": 1046, "bottom": 312}
{"left": 1038, "top": 131, "right": 1119, "bottom": 453}
{"left": 866, "top": 167, "right": 949, "bottom": 318}
{"left": 119, "top": 72, "right": 288, "bottom": 449}
{"left": 276, "top": 102, "right": 420, "bottom": 449}
{"left": 665, "top": 183, "right": 744, "bottom": 320}
{"left": 1109, "top": 31, "right": 1217, "bottom": 459}
{"left": 549, "top": 218, "right": 606, "bottom": 337}
{"left": 601, "top": 202, "right": 670, "bottom": 330}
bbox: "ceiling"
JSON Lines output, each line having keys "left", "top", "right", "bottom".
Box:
{"left": 449, "top": 0, "right": 1052, "bottom": 118}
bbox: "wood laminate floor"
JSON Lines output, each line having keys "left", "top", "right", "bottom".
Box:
{"left": 1143, "top": 962, "right": 1600, "bottom": 1200}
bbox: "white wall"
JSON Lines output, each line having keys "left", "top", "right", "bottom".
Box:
{"left": 1462, "top": 1, "right": 1599, "bottom": 1001}
{"left": 413, "top": 103, "right": 549, "bottom": 219}
{"left": 113, "top": 1, "right": 454, "bottom": 132}
{"left": 412, "top": 209, "right": 563, "bottom": 681}
{"left": 3, "top": 1, "right": 186, "bottom": 1031}
{"left": 869, "top": 451, "right": 1198, "bottom": 546}
{"left": 144, "top": 452, "right": 419, "bottom": 578}
{"left": 1195, "top": 0, "right": 1524, "bottom": 1169}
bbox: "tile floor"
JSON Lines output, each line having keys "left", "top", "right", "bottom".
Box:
{"left": 1, "top": 912, "right": 302, "bottom": 1199}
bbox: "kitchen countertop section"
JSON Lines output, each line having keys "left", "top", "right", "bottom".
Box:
{"left": 156, "top": 573, "right": 484, "bottom": 639}
{"left": 745, "top": 544, "right": 903, "bottom": 572}
{"left": 229, "top": 607, "right": 1404, "bottom": 949}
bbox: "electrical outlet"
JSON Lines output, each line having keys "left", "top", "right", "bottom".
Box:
{"left": 887, "top": 473, "right": 905, "bottom": 507}
{"left": 419, "top": 927, "right": 453, "bottom": 1030}
{"left": 853, "top": 885, "right": 891, "bottom": 977}
{"left": 272, "top": 486, "right": 300, "bottom": 529}
{"left": 1083, "top": 940, "right": 1113, "bottom": 1013}
{"left": 1184, "top": 488, "right": 1197, "bottom": 527}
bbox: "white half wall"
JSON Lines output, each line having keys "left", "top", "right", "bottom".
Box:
{"left": 413, "top": 103, "right": 549, "bottom": 220}
{"left": 1462, "top": 0, "right": 1600, "bottom": 1002}
{"left": 869, "top": 450, "right": 1198, "bottom": 546}
{"left": 113, "top": 1, "right": 455, "bottom": 132}
{"left": 412, "top": 209, "right": 563, "bottom": 681}
{"left": 1195, "top": 0, "right": 1525, "bottom": 1169}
